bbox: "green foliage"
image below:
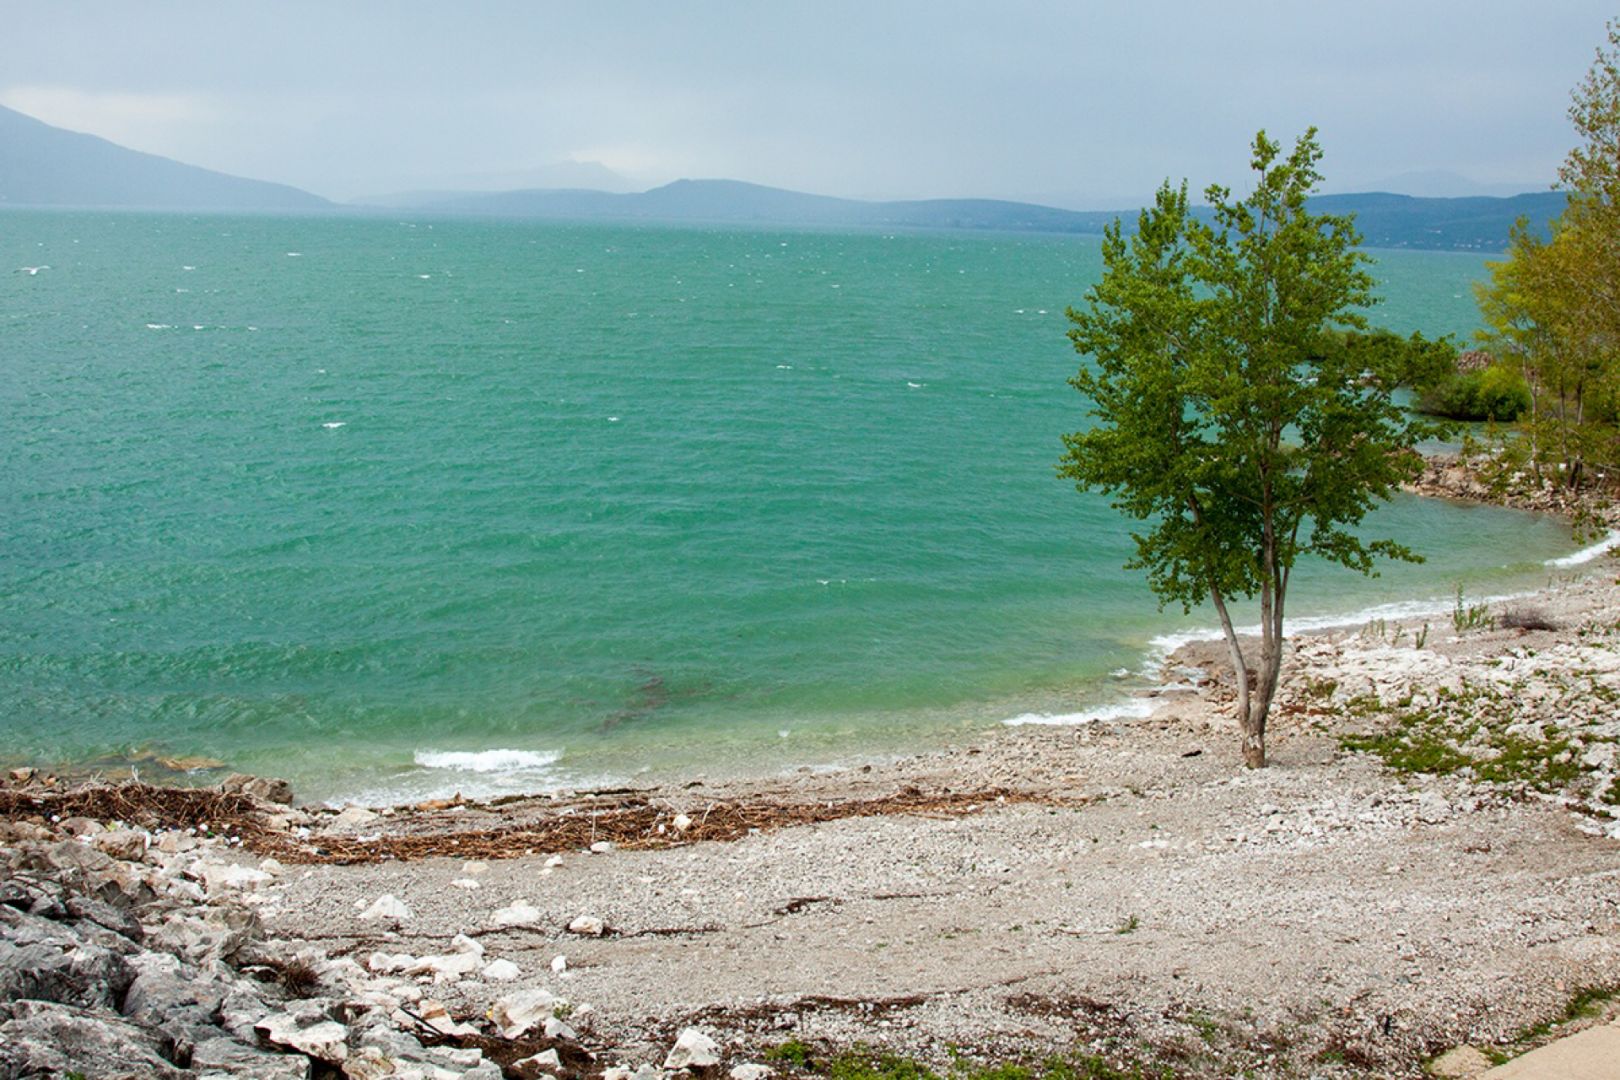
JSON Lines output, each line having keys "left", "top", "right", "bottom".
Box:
{"left": 1417, "top": 364, "right": 1532, "bottom": 421}
{"left": 768, "top": 1040, "right": 816, "bottom": 1067}
{"left": 1059, "top": 128, "right": 1447, "bottom": 766}
{"left": 1339, "top": 682, "right": 1591, "bottom": 794}
{"left": 1452, "top": 586, "right": 1495, "bottom": 632}
{"left": 1483, "top": 985, "right": 1620, "bottom": 1065}
{"left": 1474, "top": 21, "right": 1620, "bottom": 489}
{"left": 815, "top": 1047, "right": 1170, "bottom": 1080}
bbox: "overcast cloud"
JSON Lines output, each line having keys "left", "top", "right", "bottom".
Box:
{"left": 1, "top": 2, "right": 1611, "bottom": 205}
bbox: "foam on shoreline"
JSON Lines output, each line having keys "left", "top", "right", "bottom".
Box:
{"left": 1547, "top": 530, "right": 1620, "bottom": 567}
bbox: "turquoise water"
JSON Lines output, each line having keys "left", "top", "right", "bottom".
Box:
{"left": 0, "top": 212, "right": 1584, "bottom": 803}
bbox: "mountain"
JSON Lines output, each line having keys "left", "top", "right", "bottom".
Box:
{"left": 355, "top": 161, "right": 638, "bottom": 205}
{"left": 1359, "top": 169, "right": 1547, "bottom": 199}
{"left": 367, "top": 178, "right": 1563, "bottom": 252}
{"left": 375, "top": 178, "right": 1126, "bottom": 233}
{"left": 0, "top": 105, "right": 328, "bottom": 212}
{"left": 1310, "top": 191, "right": 1566, "bottom": 251}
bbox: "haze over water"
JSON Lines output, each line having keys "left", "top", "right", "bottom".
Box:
{"left": 0, "top": 212, "right": 1585, "bottom": 803}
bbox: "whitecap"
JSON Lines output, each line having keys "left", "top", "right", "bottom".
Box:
{"left": 1545, "top": 531, "right": 1620, "bottom": 567}
{"left": 1141, "top": 587, "right": 1541, "bottom": 675}
{"left": 1003, "top": 700, "right": 1156, "bottom": 727}
{"left": 907, "top": 382, "right": 923, "bottom": 389}
{"left": 414, "top": 749, "right": 562, "bottom": 773}
{"left": 286, "top": 252, "right": 303, "bottom": 257}
{"left": 322, "top": 421, "right": 346, "bottom": 429}
{"left": 145, "top": 323, "right": 172, "bottom": 330}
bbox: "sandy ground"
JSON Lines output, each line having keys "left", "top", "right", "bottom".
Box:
{"left": 220, "top": 566, "right": 1620, "bottom": 1077}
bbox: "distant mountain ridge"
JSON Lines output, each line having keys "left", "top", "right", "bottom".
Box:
{"left": 0, "top": 105, "right": 328, "bottom": 211}
{"left": 376, "top": 178, "right": 1565, "bottom": 252}
{"left": 0, "top": 104, "right": 1564, "bottom": 249}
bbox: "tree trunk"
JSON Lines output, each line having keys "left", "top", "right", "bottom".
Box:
{"left": 1208, "top": 584, "right": 1261, "bottom": 768}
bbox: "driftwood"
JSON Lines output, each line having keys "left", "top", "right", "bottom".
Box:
{"left": 1, "top": 781, "right": 1070, "bottom": 866}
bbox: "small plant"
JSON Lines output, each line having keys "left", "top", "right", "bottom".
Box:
{"left": 768, "top": 1039, "right": 815, "bottom": 1068}
{"left": 1452, "top": 585, "right": 1494, "bottom": 632}
{"left": 1414, "top": 622, "right": 1430, "bottom": 649}
{"left": 1114, "top": 914, "right": 1140, "bottom": 935}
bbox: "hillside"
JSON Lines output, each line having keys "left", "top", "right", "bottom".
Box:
{"left": 0, "top": 105, "right": 328, "bottom": 212}
{"left": 372, "top": 178, "right": 1563, "bottom": 251}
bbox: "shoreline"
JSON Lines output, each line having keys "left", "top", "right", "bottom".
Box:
{"left": 5, "top": 454, "right": 1620, "bottom": 1078}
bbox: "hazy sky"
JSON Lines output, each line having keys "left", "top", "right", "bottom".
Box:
{"left": 2, "top": 2, "right": 1612, "bottom": 205}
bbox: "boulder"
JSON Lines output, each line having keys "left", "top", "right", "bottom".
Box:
{"left": 121, "top": 951, "right": 227, "bottom": 1031}
{"left": 65, "top": 893, "right": 145, "bottom": 941}
{"left": 482, "top": 958, "right": 521, "bottom": 980}
{"left": 360, "top": 894, "right": 412, "bottom": 921}
{"left": 404, "top": 935, "right": 484, "bottom": 980}
{"left": 255, "top": 1004, "right": 350, "bottom": 1064}
{"left": 490, "top": 987, "right": 559, "bottom": 1038}
{"left": 190, "top": 1035, "right": 314, "bottom": 1079}
{"left": 221, "top": 773, "right": 296, "bottom": 805}
{"left": 567, "top": 914, "right": 607, "bottom": 936}
{"left": 415, "top": 998, "right": 481, "bottom": 1038}
{"left": 201, "top": 861, "right": 275, "bottom": 895}
{"left": 149, "top": 907, "right": 262, "bottom": 966}
{"left": 0, "top": 918, "right": 135, "bottom": 1010}
{"left": 332, "top": 805, "right": 380, "bottom": 829}
{"left": 665, "top": 1027, "right": 721, "bottom": 1070}
{"left": 492, "top": 900, "right": 543, "bottom": 927}
{"left": 91, "top": 828, "right": 151, "bottom": 861}
{"left": 0, "top": 998, "right": 189, "bottom": 1079}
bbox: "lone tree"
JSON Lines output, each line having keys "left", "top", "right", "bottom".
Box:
{"left": 1059, "top": 129, "right": 1448, "bottom": 767}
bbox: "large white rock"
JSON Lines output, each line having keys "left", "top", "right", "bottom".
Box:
{"left": 90, "top": 828, "right": 151, "bottom": 861}
{"left": 482, "top": 958, "right": 521, "bottom": 980}
{"left": 417, "top": 998, "right": 480, "bottom": 1038}
{"left": 665, "top": 1027, "right": 721, "bottom": 1070}
{"left": 567, "top": 914, "right": 606, "bottom": 936}
{"left": 255, "top": 1010, "right": 349, "bottom": 1064}
{"left": 201, "top": 862, "right": 274, "bottom": 894}
{"left": 360, "top": 893, "right": 412, "bottom": 921}
{"left": 367, "top": 951, "right": 414, "bottom": 974}
{"left": 333, "top": 805, "right": 379, "bottom": 828}
{"left": 672, "top": 813, "right": 694, "bottom": 833}
{"left": 490, "top": 988, "right": 559, "bottom": 1038}
{"left": 544, "top": 1015, "right": 577, "bottom": 1041}
{"left": 731, "top": 1066, "right": 774, "bottom": 1080}
{"left": 516, "top": 1049, "right": 563, "bottom": 1071}
{"left": 492, "top": 901, "right": 543, "bottom": 927}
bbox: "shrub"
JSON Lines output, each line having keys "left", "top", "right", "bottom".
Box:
{"left": 1418, "top": 363, "right": 1532, "bottom": 421}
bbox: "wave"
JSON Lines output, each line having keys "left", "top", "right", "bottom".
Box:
{"left": 1002, "top": 699, "right": 1156, "bottom": 727}
{"left": 414, "top": 748, "right": 562, "bottom": 773}
{"left": 1546, "top": 530, "right": 1620, "bottom": 567}
{"left": 1009, "top": 581, "right": 1555, "bottom": 733}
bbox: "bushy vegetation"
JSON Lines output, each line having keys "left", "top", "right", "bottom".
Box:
{"left": 1470, "top": 20, "right": 1620, "bottom": 489}
{"left": 1417, "top": 361, "right": 1532, "bottom": 422}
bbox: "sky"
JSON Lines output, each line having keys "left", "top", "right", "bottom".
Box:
{"left": 1, "top": 2, "right": 1613, "bottom": 207}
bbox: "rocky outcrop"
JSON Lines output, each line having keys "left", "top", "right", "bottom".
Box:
{"left": 0, "top": 784, "right": 762, "bottom": 1079}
